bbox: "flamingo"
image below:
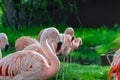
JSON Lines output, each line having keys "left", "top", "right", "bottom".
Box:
{"left": 0, "top": 27, "right": 62, "bottom": 80}
{"left": 107, "top": 49, "right": 120, "bottom": 80}
{"left": 0, "top": 33, "right": 9, "bottom": 59}
{"left": 38, "top": 27, "right": 82, "bottom": 56}
{"left": 72, "top": 37, "right": 82, "bottom": 50}
{"left": 15, "top": 36, "right": 39, "bottom": 51}
{"left": 59, "top": 27, "right": 82, "bottom": 55}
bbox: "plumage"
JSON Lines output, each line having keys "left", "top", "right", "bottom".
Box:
{"left": 0, "top": 28, "right": 61, "bottom": 80}
{"left": 0, "top": 33, "right": 9, "bottom": 59}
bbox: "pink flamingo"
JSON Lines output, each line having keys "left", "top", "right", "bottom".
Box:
{"left": 0, "top": 33, "right": 9, "bottom": 59}
{"left": 0, "top": 28, "right": 62, "bottom": 80}
{"left": 15, "top": 36, "right": 39, "bottom": 51}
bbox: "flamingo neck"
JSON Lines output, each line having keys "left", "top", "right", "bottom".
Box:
{"left": 40, "top": 36, "right": 60, "bottom": 78}
{"left": 48, "top": 40, "right": 55, "bottom": 53}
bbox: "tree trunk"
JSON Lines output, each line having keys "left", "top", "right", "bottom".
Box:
{"left": 3, "top": 0, "right": 14, "bottom": 27}
{"left": 0, "top": 2, "right": 10, "bottom": 27}
{"left": 3, "top": 0, "right": 25, "bottom": 30}
{"left": 27, "top": 0, "right": 33, "bottom": 31}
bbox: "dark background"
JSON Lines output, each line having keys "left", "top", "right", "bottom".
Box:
{"left": 50, "top": 0, "right": 120, "bottom": 27}
{"left": 3, "top": 0, "right": 120, "bottom": 29}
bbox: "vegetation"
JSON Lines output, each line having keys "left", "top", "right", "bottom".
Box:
{"left": 0, "top": 0, "right": 81, "bottom": 30}
{"left": 71, "top": 26, "right": 120, "bottom": 65}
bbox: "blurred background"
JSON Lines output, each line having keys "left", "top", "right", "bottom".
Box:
{"left": 1, "top": 0, "right": 120, "bottom": 29}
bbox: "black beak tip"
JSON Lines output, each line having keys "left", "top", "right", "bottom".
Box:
{"left": 71, "top": 37, "right": 74, "bottom": 42}
{"left": 57, "top": 42, "right": 63, "bottom": 51}
{"left": 57, "top": 42, "right": 62, "bottom": 47}
{"left": 4, "top": 44, "right": 9, "bottom": 52}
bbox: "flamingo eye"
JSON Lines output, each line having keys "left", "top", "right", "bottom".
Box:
{"left": 71, "top": 37, "right": 74, "bottom": 42}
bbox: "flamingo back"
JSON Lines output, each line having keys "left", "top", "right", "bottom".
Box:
{"left": 15, "top": 36, "right": 39, "bottom": 51}
{"left": 0, "top": 50, "right": 48, "bottom": 77}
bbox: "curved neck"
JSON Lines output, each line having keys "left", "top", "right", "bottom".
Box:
{"left": 48, "top": 40, "right": 56, "bottom": 53}
{"left": 40, "top": 34, "right": 60, "bottom": 78}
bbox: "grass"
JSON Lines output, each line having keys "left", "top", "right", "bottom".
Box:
{"left": 49, "top": 62, "right": 110, "bottom": 80}
{"left": 71, "top": 27, "right": 120, "bottom": 65}
{"left": 74, "top": 27, "right": 117, "bottom": 47}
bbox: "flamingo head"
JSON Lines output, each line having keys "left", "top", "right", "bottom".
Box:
{"left": 0, "top": 33, "right": 9, "bottom": 51}
{"left": 54, "top": 27, "right": 82, "bottom": 56}
{"left": 56, "top": 34, "right": 74, "bottom": 56}
{"left": 72, "top": 37, "right": 82, "bottom": 49}
{"left": 57, "top": 27, "right": 82, "bottom": 56}
{"left": 56, "top": 41, "right": 63, "bottom": 52}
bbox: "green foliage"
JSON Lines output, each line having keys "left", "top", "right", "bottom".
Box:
{"left": 72, "top": 27, "right": 118, "bottom": 55}
{"left": 1, "top": 0, "right": 80, "bottom": 30}
{"left": 74, "top": 27, "right": 115, "bottom": 46}
{"left": 54, "top": 0, "right": 63, "bottom": 9}
{"left": 69, "top": 26, "right": 120, "bottom": 65}
{"left": 49, "top": 63, "right": 110, "bottom": 80}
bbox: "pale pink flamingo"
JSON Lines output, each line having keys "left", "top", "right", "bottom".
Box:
{"left": 0, "top": 27, "right": 62, "bottom": 80}
{"left": 15, "top": 36, "right": 39, "bottom": 51}
{"left": 72, "top": 37, "right": 82, "bottom": 50}
{"left": 64, "top": 27, "right": 82, "bottom": 49}
{"left": 0, "top": 33, "right": 9, "bottom": 59}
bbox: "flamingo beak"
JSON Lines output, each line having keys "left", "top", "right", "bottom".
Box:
{"left": 4, "top": 44, "right": 9, "bottom": 52}
{"left": 56, "top": 42, "right": 63, "bottom": 52}
{"left": 71, "top": 37, "right": 74, "bottom": 42}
